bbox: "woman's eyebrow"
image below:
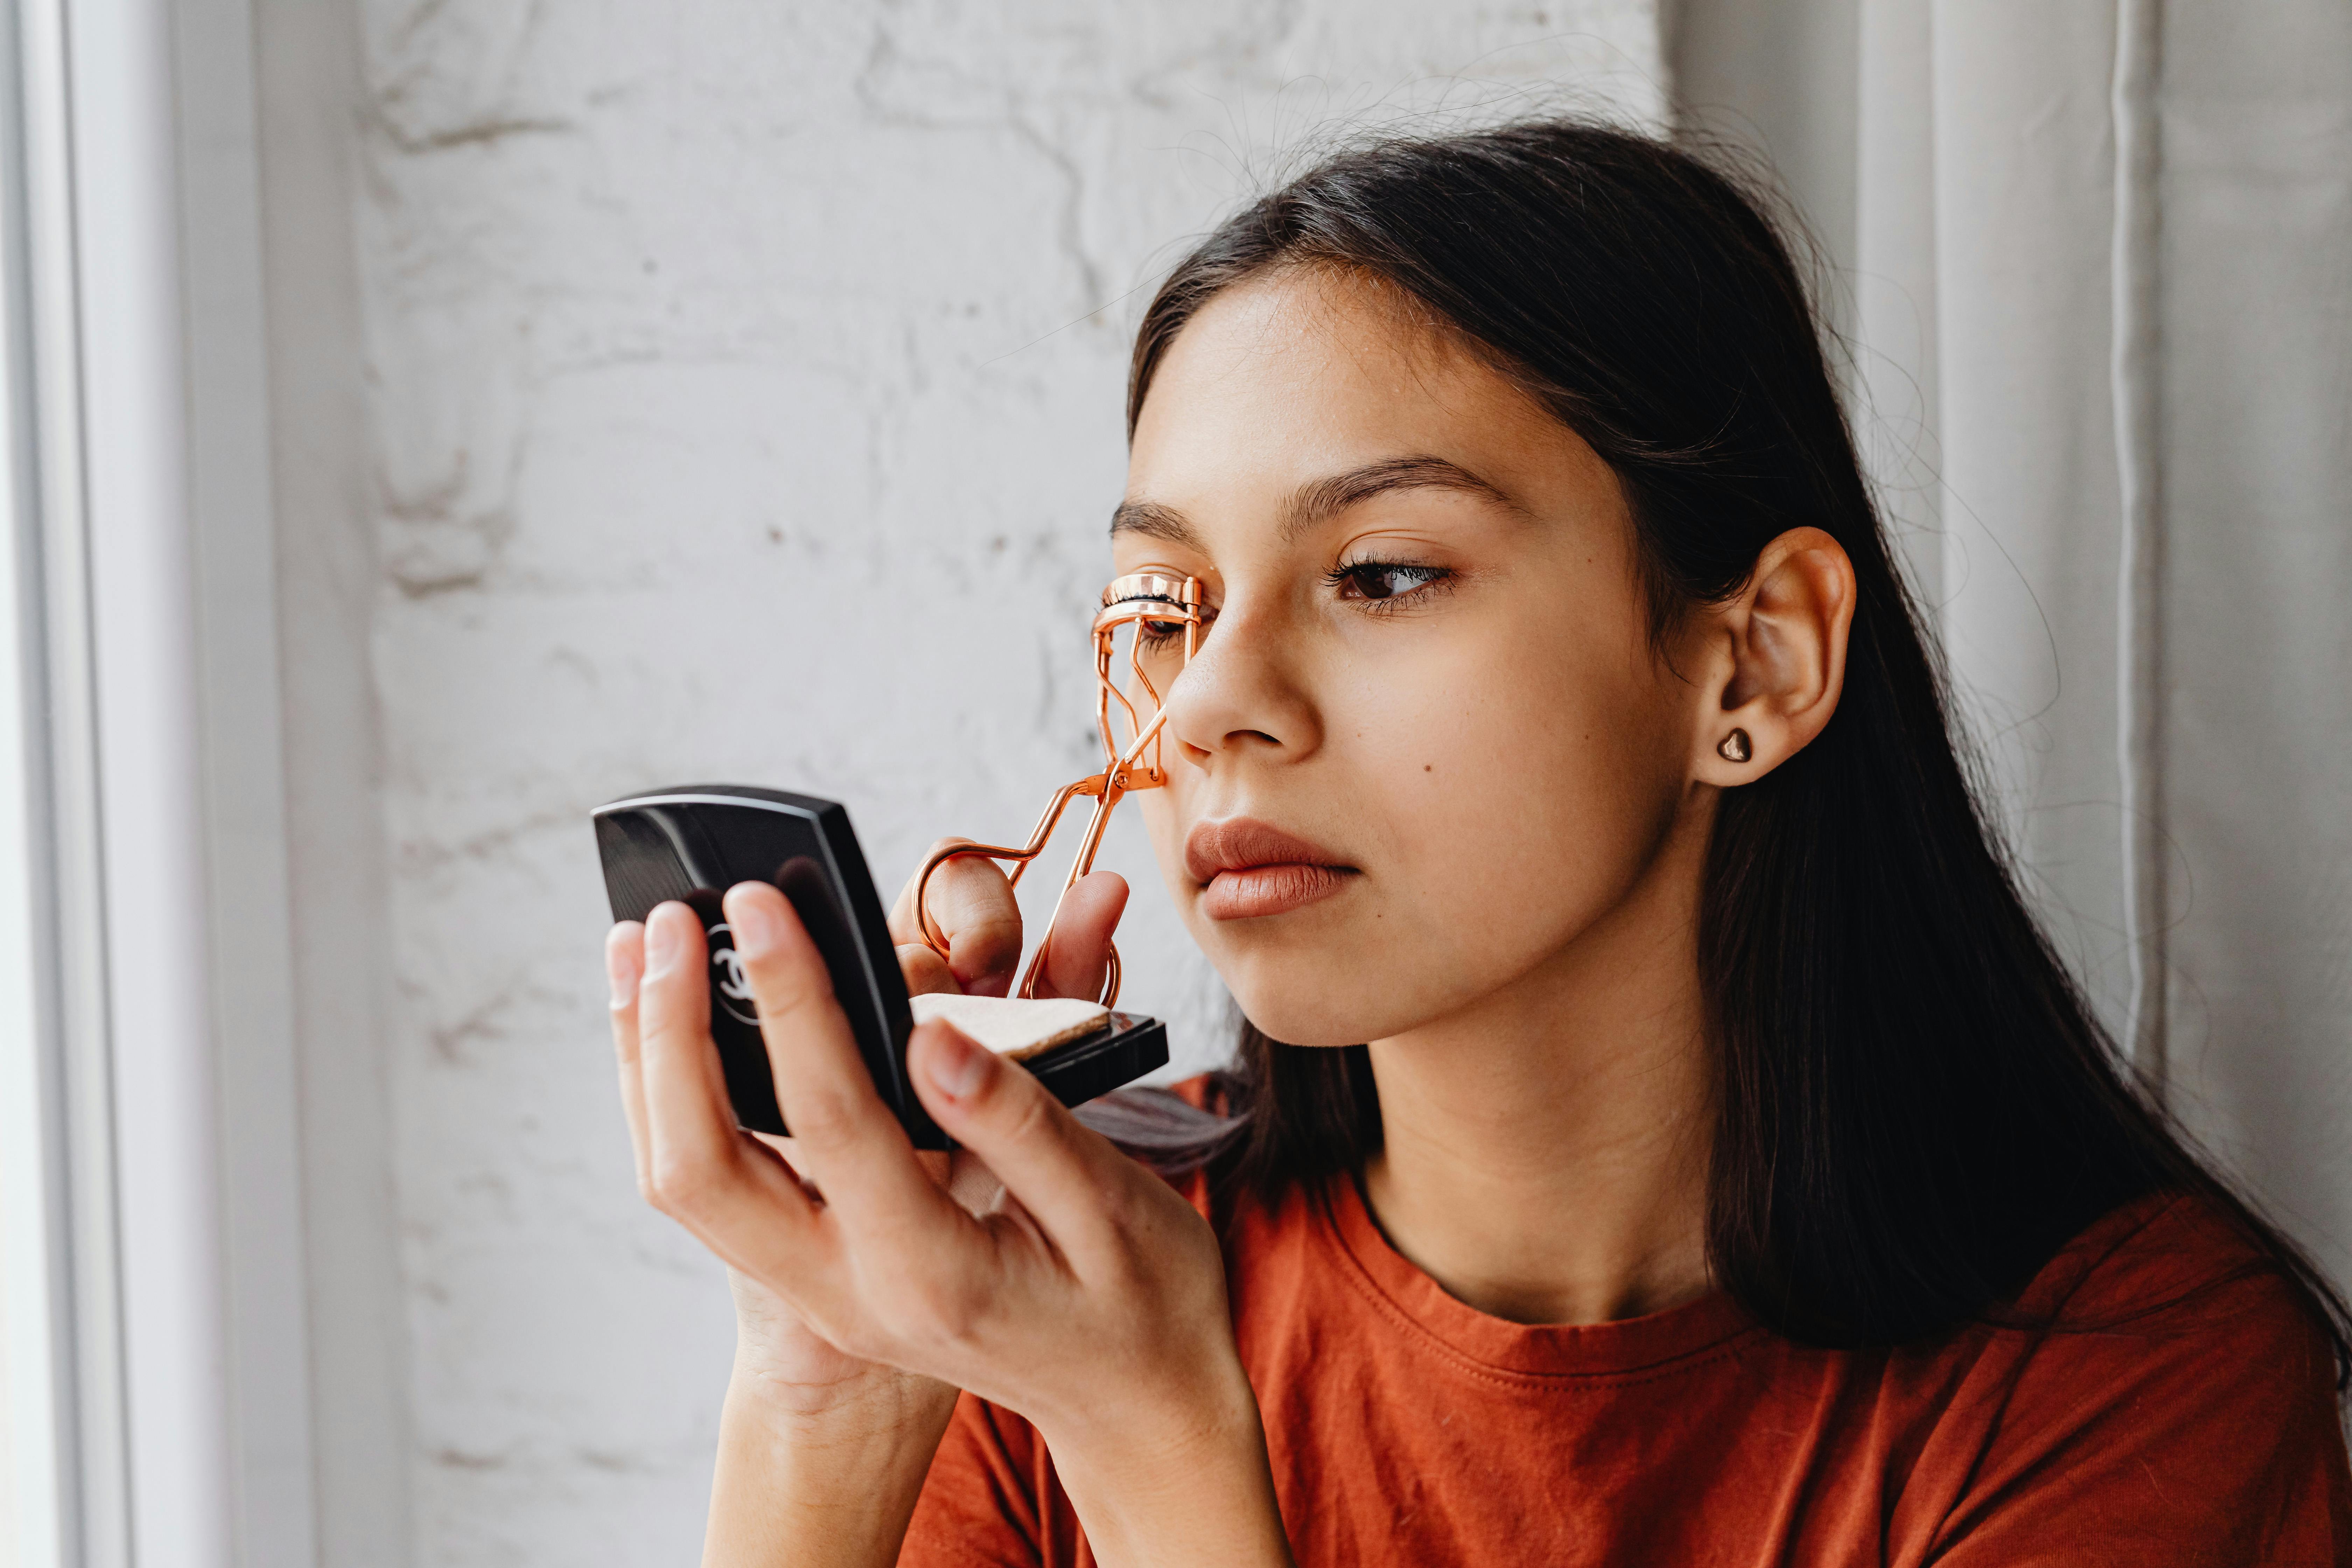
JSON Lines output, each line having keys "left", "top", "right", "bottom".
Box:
{"left": 1279, "top": 456, "right": 1522, "bottom": 544}
{"left": 1109, "top": 456, "right": 1519, "bottom": 548}
{"left": 1108, "top": 498, "right": 1202, "bottom": 548}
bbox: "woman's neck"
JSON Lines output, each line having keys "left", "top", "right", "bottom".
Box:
{"left": 1358, "top": 805, "right": 1715, "bottom": 1327}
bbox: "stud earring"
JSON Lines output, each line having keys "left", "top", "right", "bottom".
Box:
{"left": 1717, "top": 728, "right": 1752, "bottom": 764}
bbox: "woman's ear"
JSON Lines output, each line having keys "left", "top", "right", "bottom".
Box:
{"left": 1689, "top": 527, "right": 1856, "bottom": 786}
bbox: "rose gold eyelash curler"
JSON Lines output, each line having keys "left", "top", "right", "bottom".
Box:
{"left": 914, "top": 573, "right": 1204, "bottom": 1008}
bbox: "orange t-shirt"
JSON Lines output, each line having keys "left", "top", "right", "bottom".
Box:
{"left": 902, "top": 1151, "right": 2351, "bottom": 1565}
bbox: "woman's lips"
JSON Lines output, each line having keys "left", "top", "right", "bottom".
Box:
{"left": 1185, "top": 818, "right": 1358, "bottom": 921}
{"left": 1200, "top": 862, "right": 1354, "bottom": 920}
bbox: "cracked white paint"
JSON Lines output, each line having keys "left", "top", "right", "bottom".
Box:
{"left": 355, "top": 4, "right": 1661, "bottom": 1560}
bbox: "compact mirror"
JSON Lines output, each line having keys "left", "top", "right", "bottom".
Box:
{"left": 594, "top": 784, "right": 1168, "bottom": 1149}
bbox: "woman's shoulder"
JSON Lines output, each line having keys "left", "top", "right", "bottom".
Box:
{"left": 2021, "top": 1187, "right": 2340, "bottom": 1350}
{"left": 1912, "top": 1190, "right": 2350, "bottom": 1561}
{"left": 1981, "top": 1187, "right": 2345, "bottom": 1451}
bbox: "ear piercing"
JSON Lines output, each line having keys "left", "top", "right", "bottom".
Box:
{"left": 1718, "top": 728, "right": 1752, "bottom": 764}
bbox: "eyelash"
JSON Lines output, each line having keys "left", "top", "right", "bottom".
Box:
{"left": 1129, "top": 559, "right": 1454, "bottom": 648}
{"left": 1131, "top": 604, "right": 1195, "bottom": 651}
{"left": 1323, "top": 558, "right": 1456, "bottom": 609}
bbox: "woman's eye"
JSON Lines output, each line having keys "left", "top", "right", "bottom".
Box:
{"left": 1135, "top": 615, "right": 1187, "bottom": 648}
{"left": 1331, "top": 561, "right": 1451, "bottom": 603}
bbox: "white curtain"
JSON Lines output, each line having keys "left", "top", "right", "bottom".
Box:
{"left": 1844, "top": 1, "right": 2352, "bottom": 1273}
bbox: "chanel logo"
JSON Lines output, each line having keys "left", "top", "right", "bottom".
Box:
{"left": 707, "top": 923, "right": 759, "bottom": 1026}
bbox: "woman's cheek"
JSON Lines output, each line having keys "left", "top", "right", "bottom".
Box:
{"left": 1127, "top": 615, "right": 1680, "bottom": 1047}
{"left": 1230, "top": 678, "right": 1676, "bottom": 1044}
{"left": 1136, "top": 787, "right": 1191, "bottom": 907}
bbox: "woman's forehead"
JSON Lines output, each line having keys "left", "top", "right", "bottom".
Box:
{"left": 1124, "top": 271, "right": 1611, "bottom": 551}
{"left": 1135, "top": 268, "right": 1499, "bottom": 432}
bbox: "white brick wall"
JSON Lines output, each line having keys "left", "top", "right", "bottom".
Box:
{"left": 351, "top": 5, "right": 1661, "bottom": 1558}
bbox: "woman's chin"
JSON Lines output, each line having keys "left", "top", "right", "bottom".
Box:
{"left": 1194, "top": 911, "right": 1478, "bottom": 1047}
{"left": 1223, "top": 978, "right": 1430, "bottom": 1051}
{"left": 1241, "top": 1014, "right": 1366, "bottom": 1050}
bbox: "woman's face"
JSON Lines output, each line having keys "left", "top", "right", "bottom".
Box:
{"left": 1121, "top": 268, "right": 1714, "bottom": 1048}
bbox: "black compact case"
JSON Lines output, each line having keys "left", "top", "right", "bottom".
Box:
{"left": 594, "top": 785, "right": 1167, "bottom": 1149}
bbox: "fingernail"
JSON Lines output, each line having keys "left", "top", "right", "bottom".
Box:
{"left": 727, "top": 886, "right": 779, "bottom": 952}
{"left": 607, "top": 925, "right": 643, "bottom": 1008}
{"left": 644, "top": 906, "right": 684, "bottom": 976}
{"left": 923, "top": 1025, "right": 991, "bottom": 1101}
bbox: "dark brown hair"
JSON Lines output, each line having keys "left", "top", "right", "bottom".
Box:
{"left": 1121, "top": 119, "right": 2352, "bottom": 1363}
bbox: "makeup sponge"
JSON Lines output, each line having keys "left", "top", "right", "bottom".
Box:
{"left": 908, "top": 992, "right": 1112, "bottom": 1060}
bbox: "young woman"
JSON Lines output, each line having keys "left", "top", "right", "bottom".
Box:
{"left": 603, "top": 122, "right": 2352, "bottom": 1565}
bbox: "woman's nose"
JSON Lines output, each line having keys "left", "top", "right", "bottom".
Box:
{"left": 1161, "top": 601, "right": 1322, "bottom": 769}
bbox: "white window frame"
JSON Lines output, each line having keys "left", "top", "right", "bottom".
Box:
{"left": 0, "top": 0, "right": 319, "bottom": 1563}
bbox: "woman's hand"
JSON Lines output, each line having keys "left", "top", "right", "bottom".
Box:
{"left": 610, "top": 852, "right": 1289, "bottom": 1565}
{"left": 611, "top": 912, "right": 955, "bottom": 1568}
{"left": 608, "top": 849, "right": 1126, "bottom": 1417}
{"left": 608, "top": 848, "right": 1109, "bottom": 1564}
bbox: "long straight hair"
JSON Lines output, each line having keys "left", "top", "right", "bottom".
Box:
{"left": 1120, "top": 120, "right": 2352, "bottom": 1362}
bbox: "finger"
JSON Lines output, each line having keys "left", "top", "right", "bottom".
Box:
{"left": 887, "top": 838, "right": 980, "bottom": 946}
{"left": 608, "top": 922, "right": 652, "bottom": 1196}
{"left": 725, "top": 881, "right": 959, "bottom": 1236}
{"left": 906, "top": 1018, "right": 1132, "bottom": 1253}
{"left": 889, "top": 840, "right": 1023, "bottom": 997}
{"left": 1037, "top": 871, "right": 1127, "bottom": 1001}
{"left": 637, "top": 901, "right": 821, "bottom": 1255}
{"left": 749, "top": 1130, "right": 949, "bottom": 1192}
{"left": 897, "top": 941, "right": 958, "bottom": 998}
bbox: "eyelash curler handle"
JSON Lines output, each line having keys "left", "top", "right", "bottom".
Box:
{"left": 915, "top": 574, "right": 1204, "bottom": 1009}
{"left": 915, "top": 774, "right": 1128, "bottom": 1008}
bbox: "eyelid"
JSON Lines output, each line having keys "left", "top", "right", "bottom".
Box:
{"left": 1326, "top": 554, "right": 1453, "bottom": 582}
{"left": 1110, "top": 561, "right": 1219, "bottom": 601}
{"left": 1111, "top": 556, "right": 1206, "bottom": 580}
{"left": 1331, "top": 554, "right": 1445, "bottom": 574}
